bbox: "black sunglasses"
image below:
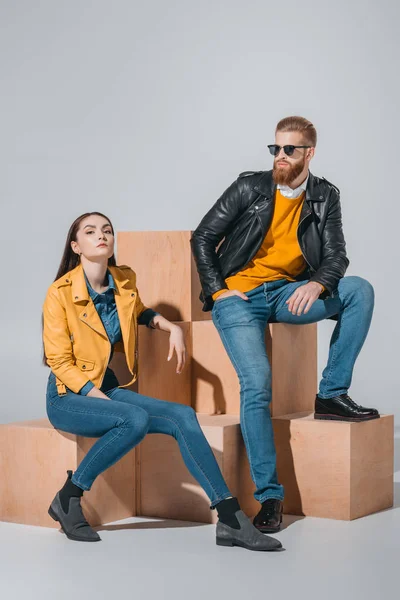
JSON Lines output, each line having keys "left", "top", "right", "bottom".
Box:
{"left": 268, "top": 144, "right": 311, "bottom": 157}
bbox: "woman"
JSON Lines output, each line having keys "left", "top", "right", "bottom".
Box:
{"left": 43, "top": 211, "right": 282, "bottom": 551}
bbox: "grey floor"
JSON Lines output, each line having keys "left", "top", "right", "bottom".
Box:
{"left": 1, "top": 472, "right": 399, "bottom": 600}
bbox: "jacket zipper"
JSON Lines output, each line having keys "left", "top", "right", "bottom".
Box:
{"left": 296, "top": 210, "right": 314, "bottom": 273}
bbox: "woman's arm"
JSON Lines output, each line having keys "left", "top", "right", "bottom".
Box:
{"left": 43, "top": 287, "right": 94, "bottom": 393}
{"left": 151, "top": 315, "right": 186, "bottom": 374}
{"left": 132, "top": 272, "right": 186, "bottom": 374}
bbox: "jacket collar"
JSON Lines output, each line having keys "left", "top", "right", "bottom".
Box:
{"left": 252, "top": 170, "right": 327, "bottom": 203}
{"left": 68, "top": 263, "right": 133, "bottom": 304}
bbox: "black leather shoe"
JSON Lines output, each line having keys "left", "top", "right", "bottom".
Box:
{"left": 253, "top": 499, "right": 283, "bottom": 533}
{"left": 314, "top": 394, "right": 380, "bottom": 422}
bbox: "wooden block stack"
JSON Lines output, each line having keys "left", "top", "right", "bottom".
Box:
{"left": 0, "top": 231, "right": 393, "bottom": 528}
{"left": 118, "top": 231, "right": 393, "bottom": 523}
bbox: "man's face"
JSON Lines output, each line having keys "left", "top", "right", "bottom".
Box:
{"left": 272, "top": 131, "right": 313, "bottom": 185}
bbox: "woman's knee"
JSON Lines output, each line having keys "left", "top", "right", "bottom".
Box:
{"left": 118, "top": 406, "right": 150, "bottom": 438}
{"left": 169, "top": 403, "right": 197, "bottom": 422}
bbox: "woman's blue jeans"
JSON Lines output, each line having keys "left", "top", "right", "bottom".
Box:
{"left": 211, "top": 275, "right": 375, "bottom": 503}
{"left": 46, "top": 371, "right": 232, "bottom": 507}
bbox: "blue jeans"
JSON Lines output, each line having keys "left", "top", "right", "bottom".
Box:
{"left": 46, "top": 370, "right": 232, "bottom": 507}
{"left": 211, "top": 275, "right": 375, "bottom": 503}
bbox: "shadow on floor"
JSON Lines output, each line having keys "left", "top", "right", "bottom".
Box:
{"left": 280, "top": 514, "right": 306, "bottom": 531}
{"left": 97, "top": 513, "right": 305, "bottom": 533}
{"left": 97, "top": 518, "right": 205, "bottom": 532}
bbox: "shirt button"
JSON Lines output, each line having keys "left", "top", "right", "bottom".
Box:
{"left": 65, "top": 279, "right": 69, "bottom": 283}
{"left": 83, "top": 313, "right": 87, "bottom": 317}
{"left": 82, "top": 365, "right": 86, "bottom": 369}
{"left": 75, "top": 296, "right": 79, "bottom": 300}
{"left": 131, "top": 293, "right": 135, "bottom": 297}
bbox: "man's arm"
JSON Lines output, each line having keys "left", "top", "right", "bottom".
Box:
{"left": 190, "top": 177, "right": 246, "bottom": 303}
{"left": 308, "top": 189, "right": 349, "bottom": 294}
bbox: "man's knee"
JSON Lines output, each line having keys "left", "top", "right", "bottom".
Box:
{"left": 340, "top": 276, "right": 374, "bottom": 304}
{"left": 239, "top": 367, "right": 271, "bottom": 393}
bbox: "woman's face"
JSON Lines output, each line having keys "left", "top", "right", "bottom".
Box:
{"left": 71, "top": 215, "right": 115, "bottom": 262}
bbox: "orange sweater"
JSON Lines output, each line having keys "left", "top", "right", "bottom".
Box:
{"left": 213, "top": 189, "right": 323, "bottom": 300}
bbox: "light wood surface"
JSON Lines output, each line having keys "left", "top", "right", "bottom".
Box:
{"left": 117, "top": 231, "right": 211, "bottom": 322}
{"left": 269, "top": 323, "right": 317, "bottom": 417}
{"left": 138, "top": 322, "right": 191, "bottom": 405}
{"left": 0, "top": 419, "right": 136, "bottom": 528}
{"left": 138, "top": 414, "right": 257, "bottom": 523}
{"left": 192, "top": 321, "right": 317, "bottom": 416}
{"left": 273, "top": 412, "right": 394, "bottom": 520}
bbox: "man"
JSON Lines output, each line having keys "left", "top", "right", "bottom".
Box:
{"left": 190, "top": 116, "right": 378, "bottom": 534}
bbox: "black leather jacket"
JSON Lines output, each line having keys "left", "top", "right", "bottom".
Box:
{"left": 191, "top": 169, "right": 349, "bottom": 314}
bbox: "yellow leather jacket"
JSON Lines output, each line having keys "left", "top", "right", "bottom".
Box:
{"left": 43, "top": 263, "right": 149, "bottom": 395}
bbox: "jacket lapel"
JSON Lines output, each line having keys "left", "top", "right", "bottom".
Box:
{"left": 69, "top": 264, "right": 108, "bottom": 339}
{"left": 110, "top": 266, "right": 137, "bottom": 370}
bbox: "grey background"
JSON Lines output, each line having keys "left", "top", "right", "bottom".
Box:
{"left": 0, "top": 0, "right": 398, "bottom": 426}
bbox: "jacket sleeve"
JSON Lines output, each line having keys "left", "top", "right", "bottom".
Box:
{"left": 128, "top": 270, "right": 159, "bottom": 327}
{"left": 308, "top": 189, "right": 350, "bottom": 294}
{"left": 190, "top": 177, "right": 246, "bottom": 302}
{"left": 43, "top": 286, "right": 93, "bottom": 393}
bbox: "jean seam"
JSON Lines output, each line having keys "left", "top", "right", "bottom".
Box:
{"left": 48, "top": 398, "right": 129, "bottom": 422}
{"left": 319, "top": 312, "right": 342, "bottom": 395}
{"left": 259, "top": 492, "right": 284, "bottom": 503}
{"left": 73, "top": 424, "right": 130, "bottom": 489}
{"left": 149, "top": 413, "right": 221, "bottom": 498}
{"left": 213, "top": 315, "right": 258, "bottom": 486}
{"left": 318, "top": 390, "right": 348, "bottom": 400}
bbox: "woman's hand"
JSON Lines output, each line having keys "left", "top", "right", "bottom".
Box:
{"left": 167, "top": 324, "right": 186, "bottom": 374}
{"left": 87, "top": 386, "right": 110, "bottom": 400}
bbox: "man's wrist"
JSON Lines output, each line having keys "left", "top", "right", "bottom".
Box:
{"left": 311, "top": 281, "right": 325, "bottom": 293}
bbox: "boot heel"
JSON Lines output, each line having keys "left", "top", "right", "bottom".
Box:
{"left": 48, "top": 506, "right": 59, "bottom": 522}
{"left": 216, "top": 537, "right": 234, "bottom": 547}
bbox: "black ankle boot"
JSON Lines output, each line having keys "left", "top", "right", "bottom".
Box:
{"left": 48, "top": 471, "right": 101, "bottom": 542}
{"left": 215, "top": 497, "right": 282, "bottom": 551}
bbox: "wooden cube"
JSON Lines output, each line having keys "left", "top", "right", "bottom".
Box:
{"left": 273, "top": 412, "right": 394, "bottom": 520}
{"left": 117, "top": 231, "right": 209, "bottom": 322}
{"left": 137, "top": 414, "right": 258, "bottom": 523}
{"left": 138, "top": 322, "right": 191, "bottom": 404}
{"left": 110, "top": 322, "right": 192, "bottom": 404}
{"left": 0, "top": 419, "right": 136, "bottom": 528}
{"left": 191, "top": 320, "right": 317, "bottom": 416}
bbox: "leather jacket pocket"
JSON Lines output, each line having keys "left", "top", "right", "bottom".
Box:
{"left": 75, "top": 358, "right": 95, "bottom": 372}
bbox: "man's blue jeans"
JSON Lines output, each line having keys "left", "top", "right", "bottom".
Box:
{"left": 211, "top": 275, "right": 375, "bottom": 503}
{"left": 46, "top": 371, "right": 232, "bottom": 507}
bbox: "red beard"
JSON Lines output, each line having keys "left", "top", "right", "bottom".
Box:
{"left": 273, "top": 156, "right": 306, "bottom": 185}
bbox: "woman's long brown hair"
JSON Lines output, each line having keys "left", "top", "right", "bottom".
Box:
{"left": 42, "top": 212, "right": 117, "bottom": 365}
{"left": 54, "top": 211, "right": 117, "bottom": 280}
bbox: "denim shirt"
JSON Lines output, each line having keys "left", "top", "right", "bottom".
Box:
{"left": 79, "top": 270, "right": 159, "bottom": 395}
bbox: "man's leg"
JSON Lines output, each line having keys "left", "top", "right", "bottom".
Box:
{"left": 273, "top": 276, "right": 377, "bottom": 418}
{"left": 212, "top": 289, "right": 284, "bottom": 503}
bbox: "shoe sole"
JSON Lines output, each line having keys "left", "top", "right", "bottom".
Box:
{"left": 48, "top": 506, "right": 101, "bottom": 542}
{"left": 314, "top": 413, "right": 380, "bottom": 422}
{"left": 216, "top": 537, "right": 281, "bottom": 551}
{"left": 254, "top": 524, "right": 281, "bottom": 534}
